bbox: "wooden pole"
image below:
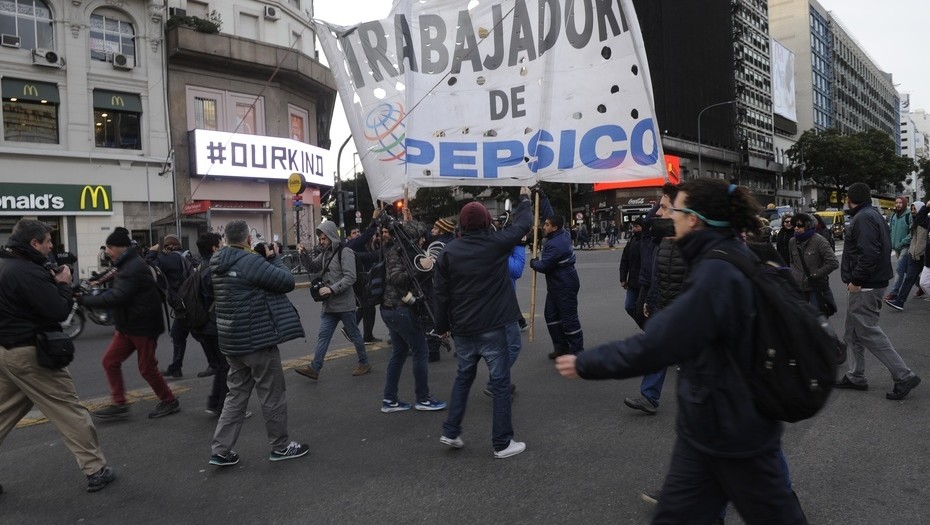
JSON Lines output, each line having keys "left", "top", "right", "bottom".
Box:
{"left": 529, "top": 191, "right": 540, "bottom": 342}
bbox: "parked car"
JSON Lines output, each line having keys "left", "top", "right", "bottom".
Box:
{"left": 815, "top": 210, "right": 846, "bottom": 240}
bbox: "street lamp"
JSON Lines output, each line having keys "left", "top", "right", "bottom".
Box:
{"left": 697, "top": 100, "right": 738, "bottom": 178}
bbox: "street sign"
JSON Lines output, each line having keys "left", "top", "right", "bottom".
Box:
{"left": 355, "top": 217, "right": 362, "bottom": 224}
{"left": 287, "top": 172, "right": 306, "bottom": 195}
{"left": 355, "top": 211, "right": 362, "bottom": 218}
{"left": 575, "top": 212, "right": 583, "bottom": 220}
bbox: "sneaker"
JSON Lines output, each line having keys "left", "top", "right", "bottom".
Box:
{"left": 835, "top": 376, "right": 868, "bottom": 391}
{"left": 148, "top": 399, "right": 180, "bottom": 419}
{"left": 364, "top": 337, "right": 383, "bottom": 345}
{"left": 340, "top": 327, "right": 351, "bottom": 342}
{"left": 415, "top": 398, "right": 447, "bottom": 411}
{"left": 161, "top": 368, "right": 182, "bottom": 379}
{"left": 482, "top": 384, "right": 517, "bottom": 397}
{"left": 351, "top": 363, "right": 372, "bottom": 376}
{"left": 884, "top": 299, "right": 904, "bottom": 311}
{"left": 886, "top": 375, "right": 921, "bottom": 400}
{"left": 440, "top": 435, "right": 464, "bottom": 448}
{"left": 381, "top": 399, "right": 412, "bottom": 413}
{"left": 493, "top": 440, "right": 526, "bottom": 459}
{"left": 93, "top": 404, "right": 129, "bottom": 420}
{"left": 269, "top": 441, "right": 309, "bottom": 461}
{"left": 883, "top": 292, "right": 897, "bottom": 301}
{"left": 86, "top": 466, "right": 115, "bottom": 492}
{"left": 295, "top": 365, "right": 319, "bottom": 380}
{"left": 640, "top": 490, "right": 660, "bottom": 505}
{"left": 209, "top": 451, "right": 240, "bottom": 466}
{"left": 196, "top": 367, "right": 217, "bottom": 378}
{"left": 624, "top": 396, "right": 658, "bottom": 415}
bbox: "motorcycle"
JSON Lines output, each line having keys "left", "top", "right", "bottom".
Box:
{"left": 60, "top": 280, "right": 114, "bottom": 339}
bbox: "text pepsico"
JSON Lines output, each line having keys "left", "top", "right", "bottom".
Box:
{"left": 405, "top": 119, "right": 659, "bottom": 178}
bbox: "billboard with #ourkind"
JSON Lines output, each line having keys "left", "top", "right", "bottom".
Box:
{"left": 314, "top": 0, "right": 665, "bottom": 202}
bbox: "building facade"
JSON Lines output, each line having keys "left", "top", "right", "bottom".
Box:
{"left": 163, "top": 0, "right": 336, "bottom": 249}
{"left": 1, "top": 0, "right": 172, "bottom": 278}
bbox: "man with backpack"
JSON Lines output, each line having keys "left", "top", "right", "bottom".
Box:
{"left": 82, "top": 228, "right": 180, "bottom": 420}
{"left": 146, "top": 235, "right": 217, "bottom": 379}
{"left": 838, "top": 183, "right": 921, "bottom": 399}
{"left": 294, "top": 221, "right": 371, "bottom": 380}
{"left": 885, "top": 196, "right": 912, "bottom": 302}
{"left": 556, "top": 179, "right": 807, "bottom": 523}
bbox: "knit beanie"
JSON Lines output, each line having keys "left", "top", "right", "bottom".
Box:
{"left": 434, "top": 218, "right": 455, "bottom": 234}
{"left": 105, "top": 227, "right": 132, "bottom": 247}
{"left": 847, "top": 183, "right": 872, "bottom": 206}
{"left": 162, "top": 234, "right": 182, "bottom": 251}
{"left": 459, "top": 202, "right": 492, "bottom": 231}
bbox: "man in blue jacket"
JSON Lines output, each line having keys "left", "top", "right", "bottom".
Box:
{"left": 838, "top": 183, "right": 920, "bottom": 399}
{"left": 531, "top": 190, "right": 584, "bottom": 359}
{"left": 208, "top": 220, "right": 308, "bottom": 467}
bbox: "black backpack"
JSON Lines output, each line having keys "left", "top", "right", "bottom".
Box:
{"left": 339, "top": 247, "right": 385, "bottom": 308}
{"left": 175, "top": 261, "right": 212, "bottom": 329}
{"left": 705, "top": 248, "right": 844, "bottom": 423}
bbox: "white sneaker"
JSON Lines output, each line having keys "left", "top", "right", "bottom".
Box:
{"left": 440, "top": 435, "right": 464, "bottom": 449}
{"left": 493, "top": 440, "right": 526, "bottom": 459}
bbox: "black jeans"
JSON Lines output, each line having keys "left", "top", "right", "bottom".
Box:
{"left": 355, "top": 305, "right": 377, "bottom": 340}
{"left": 654, "top": 437, "right": 807, "bottom": 524}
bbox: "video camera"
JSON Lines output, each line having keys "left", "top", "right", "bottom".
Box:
{"left": 253, "top": 241, "right": 283, "bottom": 257}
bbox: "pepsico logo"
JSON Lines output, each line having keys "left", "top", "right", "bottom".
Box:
{"left": 363, "top": 102, "right": 406, "bottom": 164}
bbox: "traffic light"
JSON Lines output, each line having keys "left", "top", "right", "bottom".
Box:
{"left": 344, "top": 190, "right": 355, "bottom": 210}
{"left": 394, "top": 200, "right": 404, "bottom": 212}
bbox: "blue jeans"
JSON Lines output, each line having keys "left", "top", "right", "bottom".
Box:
{"left": 486, "top": 321, "right": 521, "bottom": 391}
{"left": 893, "top": 254, "right": 923, "bottom": 305}
{"left": 310, "top": 311, "right": 368, "bottom": 372}
{"left": 640, "top": 368, "right": 668, "bottom": 407}
{"left": 443, "top": 327, "right": 514, "bottom": 451}
{"left": 891, "top": 247, "right": 910, "bottom": 295}
{"left": 623, "top": 286, "right": 639, "bottom": 322}
{"left": 380, "top": 306, "right": 430, "bottom": 403}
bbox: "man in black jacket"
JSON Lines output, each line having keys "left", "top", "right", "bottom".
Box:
{"left": 83, "top": 229, "right": 180, "bottom": 420}
{"left": 435, "top": 187, "right": 531, "bottom": 459}
{"left": 838, "top": 182, "right": 921, "bottom": 399}
{"left": 0, "top": 219, "right": 114, "bottom": 493}
{"left": 618, "top": 218, "right": 643, "bottom": 326}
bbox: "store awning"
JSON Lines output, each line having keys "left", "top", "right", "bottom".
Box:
{"left": 93, "top": 90, "right": 142, "bottom": 112}
{"left": 1, "top": 78, "right": 59, "bottom": 103}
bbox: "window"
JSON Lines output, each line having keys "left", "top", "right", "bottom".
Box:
{"left": 186, "top": 87, "right": 264, "bottom": 135}
{"left": 187, "top": 1, "right": 210, "bottom": 18}
{"left": 0, "top": 0, "right": 53, "bottom": 49}
{"left": 89, "top": 10, "right": 135, "bottom": 65}
{"left": 1, "top": 78, "right": 59, "bottom": 144}
{"left": 93, "top": 90, "right": 141, "bottom": 149}
{"left": 238, "top": 12, "right": 258, "bottom": 40}
{"left": 289, "top": 105, "right": 309, "bottom": 142}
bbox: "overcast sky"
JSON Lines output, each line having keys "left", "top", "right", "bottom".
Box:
{"left": 312, "top": 0, "right": 929, "bottom": 176}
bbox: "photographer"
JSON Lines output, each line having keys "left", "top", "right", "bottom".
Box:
{"left": 294, "top": 221, "right": 371, "bottom": 380}
{"left": 0, "top": 219, "right": 114, "bottom": 493}
{"left": 378, "top": 214, "right": 446, "bottom": 412}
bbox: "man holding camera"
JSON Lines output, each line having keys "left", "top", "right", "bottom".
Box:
{"left": 0, "top": 219, "right": 115, "bottom": 493}
{"left": 294, "top": 221, "right": 371, "bottom": 380}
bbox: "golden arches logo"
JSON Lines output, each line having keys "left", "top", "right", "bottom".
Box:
{"left": 23, "top": 84, "right": 39, "bottom": 97}
{"left": 80, "top": 185, "right": 110, "bottom": 210}
{"left": 110, "top": 96, "right": 124, "bottom": 107}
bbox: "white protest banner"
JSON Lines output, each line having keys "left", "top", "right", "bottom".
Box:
{"left": 315, "top": 0, "right": 664, "bottom": 202}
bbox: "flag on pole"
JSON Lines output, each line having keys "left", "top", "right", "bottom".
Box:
{"left": 314, "top": 0, "right": 665, "bottom": 202}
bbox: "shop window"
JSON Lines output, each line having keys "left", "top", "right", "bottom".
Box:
{"left": 93, "top": 90, "right": 141, "bottom": 149}
{"left": 0, "top": 0, "right": 54, "bottom": 50}
{"left": 1, "top": 78, "right": 59, "bottom": 144}
{"left": 89, "top": 10, "right": 135, "bottom": 65}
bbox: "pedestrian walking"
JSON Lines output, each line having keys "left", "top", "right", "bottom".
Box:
{"left": 0, "top": 219, "right": 115, "bottom": 493}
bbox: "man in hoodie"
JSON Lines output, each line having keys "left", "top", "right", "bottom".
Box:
{"left": 208, "top": 220, "right": 308, "bottom": 466}
{"left": 531, "top": 189, "right": 584, "bottom": 359}
{"left": 884, "top": 201, "right": 927, "bottom": 311}
{"left": 294, "top": 221, "right": 371, "bottom": 380}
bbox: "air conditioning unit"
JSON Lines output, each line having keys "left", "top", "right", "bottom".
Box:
{"left": 168, "top": 7, "right": 187, "bottom": 17}
{"left": 1, "top": 34, "right": 21, "bottom": 48}
{"left": 111, "top": 53, "right": 132, "bottom": 70}
{"left": 264, "top": 5, "right": 279, "bottom": 20}
{"left": 32, "top": 48, "right": 64, "bottom": 68}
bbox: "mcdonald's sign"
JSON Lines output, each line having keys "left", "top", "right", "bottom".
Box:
{"left": 0, "top": 183, "right": 113, "bottom": 215}
{"left": 80, "top": 185, "right": 110, "bottom": 210}
{"left": 110, "top": 95, "right": 124, "bottom": 107}
{"left": 23, "top": 84, "right": 39, "bottom": 97}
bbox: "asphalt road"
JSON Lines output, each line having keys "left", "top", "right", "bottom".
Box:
{"left": 2, "top": 242, "right": 929, "bottom": 524}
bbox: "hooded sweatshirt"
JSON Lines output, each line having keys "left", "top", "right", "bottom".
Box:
{"left": 301, "top": 221, "right": 358, "bottom": 313}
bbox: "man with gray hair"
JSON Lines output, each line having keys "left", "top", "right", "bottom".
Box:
{"left": 838, "top": 182, "right": 921, "bottom": 400}
{"left": 0, "top": 219, "right": 114, "bottom": 492}
{"left": 208, "top": 220, "right": 308, "bottom": 466}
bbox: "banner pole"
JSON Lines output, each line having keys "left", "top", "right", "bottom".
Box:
{"left": 529, "top": 191, "right": 540, "bottom": 343}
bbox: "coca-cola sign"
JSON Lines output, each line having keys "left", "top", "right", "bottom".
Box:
{"left": 626, "top": 197, "right": 647, "bottom": 205}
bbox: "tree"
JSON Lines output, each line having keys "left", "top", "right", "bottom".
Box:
{"left": 787, "top": 128, "right": 916, "bottom": 207}
{"left": 916, "top": 158, "right": 930, "bottom": 201}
